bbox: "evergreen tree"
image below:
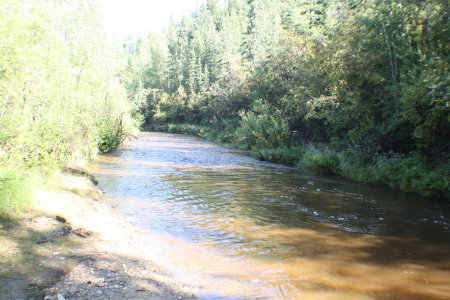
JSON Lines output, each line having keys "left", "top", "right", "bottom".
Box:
{"left": 126, "top": 0, "right": 449, "bottom": 197}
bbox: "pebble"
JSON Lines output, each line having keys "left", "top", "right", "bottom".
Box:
{"left": 56, "top": 216, "right": 68, "bottom": 223}
{"left": 57, "top": 294, "right": 66, "bottom": 300}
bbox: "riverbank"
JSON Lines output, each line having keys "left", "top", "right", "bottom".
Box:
{"left": 81, "top": 132, "right": 450, "bottom": 299}
{"left": 145, "top": 123, "right": 449, "bottom": 200}
{"left": 0, "top": 168, "right": 196, "bottom": 300}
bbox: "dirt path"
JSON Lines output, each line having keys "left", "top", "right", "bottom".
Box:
{"left": 0, "top": 172, "right": 197, "bottom": 300}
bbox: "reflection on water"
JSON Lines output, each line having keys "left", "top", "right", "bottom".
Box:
{"left": 91, "top": 132, "right": 450, "bottom": 299}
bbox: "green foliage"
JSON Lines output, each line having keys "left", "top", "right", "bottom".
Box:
{"left": 97, "top": 115, "right": 127, "bottom": 154}
{"left": 401, "top": 55, "right": 450, "bottom": 155}
{"left": 0, "top": 0, "right": 135, "bottom": 164}
{"left": 125, "top": 0, "right": 449, "bottom": 198}
{"left": 0, "top": 0, "right": 138, "bottom": 215}
{"left": 235, "top": 100, "right": 290, "bottom": 149}
{"left": 0, "top": 171, "right": 34, "bottom": 218}
{"left": 338, "top": 151, "right": 450, "bottom": 199}
{"left": 257, "top": 146, "right": 449, "bottom": 198}
{"left": 299, "top": 144, "right": 340, "bottom": 175}
{"left": 367, "top": 154, "right": 449, "bottom": 198}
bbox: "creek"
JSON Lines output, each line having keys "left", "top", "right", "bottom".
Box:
{"left": 92, "top": 132, "right": 450, "bottom": 299}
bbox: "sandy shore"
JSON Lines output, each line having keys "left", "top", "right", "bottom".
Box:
{"left": 0, "top": 171, "right": 197, "bottom": 300}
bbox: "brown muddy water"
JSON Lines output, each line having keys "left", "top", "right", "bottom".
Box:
{"left": 91, "top": 132, "right": 450, "bottom": 300}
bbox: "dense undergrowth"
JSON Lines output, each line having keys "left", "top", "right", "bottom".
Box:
{"left": 0, "top": 0, "right": 138, "bottom": 218}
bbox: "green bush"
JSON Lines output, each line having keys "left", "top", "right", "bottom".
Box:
{"left": 366, "top": 153, "right": 449, "bottom": 198}
{"left": 337, "top": 150, "right": 449, "bottom": 198}
{"left": 299, "top": 144, "right": 340, "bottom": 175}
{"left": 235, "top": 100, "right": 290, "bottom": 149}
{"left": 337, "top": 148, "right": 373, "bottom": 182}
{"left": 98, "top": 117, "right": 123, "bottom": 154}
{"left": 97, "top": 113, "right": 137, "bottom": 154}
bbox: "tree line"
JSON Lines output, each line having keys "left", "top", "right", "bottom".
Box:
{"left": 125, "top": 0, "right": 449, "bottom": 198}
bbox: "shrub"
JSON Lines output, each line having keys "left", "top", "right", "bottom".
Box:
{"left": 299, "top": 144, "right": 340, "bottom": 175}
{"left": 235, "top": 100, "right": 290, "bottom": 149}
{"left": 367, "top": 153, "right": 449, "bottom": 198}
{"left": 97, "top": 115, "right": 127, "bottom": 154}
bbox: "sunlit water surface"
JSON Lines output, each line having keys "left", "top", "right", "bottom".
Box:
{"left": 91, "top": 132, "right": 450, "bottom": 300}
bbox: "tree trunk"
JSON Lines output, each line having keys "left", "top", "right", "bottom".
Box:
{"left": 380, "top": 17, "right": 396, "bottom": 83}
{"left": 425, "top": 0, "right": 432, "bottom": 48}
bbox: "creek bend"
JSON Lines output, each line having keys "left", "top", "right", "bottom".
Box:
{"left": 91, "top": 132, "right": 450, "bottom": 300}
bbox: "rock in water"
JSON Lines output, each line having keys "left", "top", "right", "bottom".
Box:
{"left": 56, "top": 216, "right": 67, "bottom": 223}
{"left": 57, "top": 294, "right": 65, "bottom": 300}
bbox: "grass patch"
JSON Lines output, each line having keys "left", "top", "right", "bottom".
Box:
{"left": 298, "top": 144, "right": 340, "bottom": 175}
{"left": 0, "top": 171, "right": 35, "bottom": 218}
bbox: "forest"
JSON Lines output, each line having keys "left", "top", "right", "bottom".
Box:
{"left": 0, "top": 0, "right": 449, "bottom": 219}
{"left": 124, "top": 0, "right": 449, "bottom": 198}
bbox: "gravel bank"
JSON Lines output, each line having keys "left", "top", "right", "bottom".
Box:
{"left": 0, "top": 172, "right": 197, "bottom": 300}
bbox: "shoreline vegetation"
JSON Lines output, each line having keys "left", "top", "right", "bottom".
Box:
{"left": 0, "top": 0, "right": 139, "bottom": 219}
{"left": 146, "top": 123, "right": 449, "bottom": 199}
{"left": 122, "top": 0, "right": 449, "bottom": 200}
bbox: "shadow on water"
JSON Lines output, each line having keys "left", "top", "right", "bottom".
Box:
{"left": 91, "top": 132, "right": 450, "bottom": 300}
